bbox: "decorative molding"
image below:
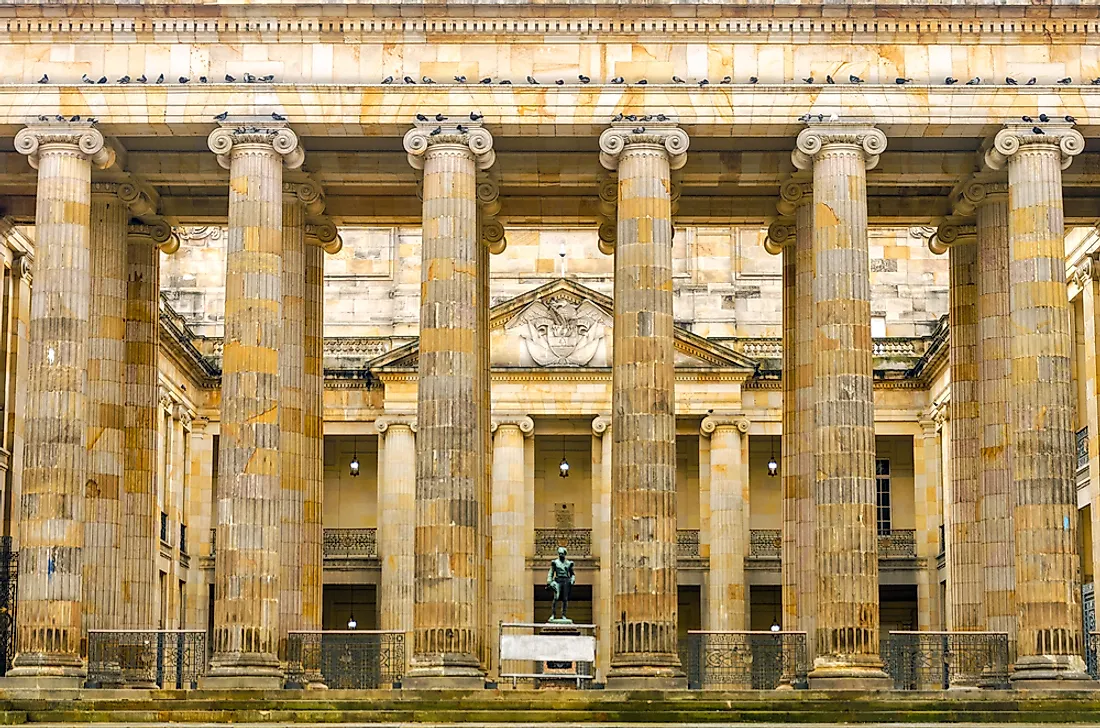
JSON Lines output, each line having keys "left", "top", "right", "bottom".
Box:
{"left": 129, "top": 219, "right": 179, "bottom": 253}
{"left": 15, "top": 122, "right": 113, "bottom": 170}
{"left": 791, "top": 123, "right": 888, "bottom": 172}
{"left": 927, "top": 219, "right": 976, "bottom": 255}
{"left": 477, "top": 174, "right": 507, "bottom": 254}
{"left": 598, "top": 120, "right": 689, "bottom": 172}
{"left": 591, "top": 414, "right": 610, "bottom": 437}
{"left": 764, "top": 216, "right": 795, "bottom": 255}
{"left": 985, "top": 123, "right": 1085, "bottom": 171}
{"left": 304, "top": 216, "right": 343, "bottom": 255}
{"left": 403, "top": 120, "right": 495, "bottom": 172}
{"left": 505, "top": 295, "right": 610, "bottom": 368}
{"left": 207, "top": 123, "right": 304, "bottom": 171}
{"left": 283, "top": 179, "right": 326, "bottom": 216}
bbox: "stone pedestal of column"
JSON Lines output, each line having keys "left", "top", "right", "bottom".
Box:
{"left": 792, "top": 123, "right": 891, "bottom": 690}
{"left": 598, "top": 122, "right": 689, "bottom": 690}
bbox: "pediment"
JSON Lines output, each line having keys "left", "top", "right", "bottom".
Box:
{"left": 369, "top": 279, "right": 757, "bottom": 373}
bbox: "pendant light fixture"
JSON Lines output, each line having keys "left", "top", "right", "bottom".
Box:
{"left": 347, "top": 583, "right": 358, "bottom": 630}
{"left": 558, "top": 436, "right": 570, "bottom": 478}
{"left": 767, "top": 441, "right": 779, "bottom": 478}
{"left": 350, "top": 437, "right": 360, "bottom": 477}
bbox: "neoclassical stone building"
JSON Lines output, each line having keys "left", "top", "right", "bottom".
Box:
{"left": 0, "top": 0, "right": 1096, "bottom": 695}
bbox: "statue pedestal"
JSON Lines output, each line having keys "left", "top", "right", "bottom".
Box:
{"left": 498, "top": 622, "right": 597, "bottom": 689}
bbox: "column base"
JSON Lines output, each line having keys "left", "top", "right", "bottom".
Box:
{"left": 200, "top": 653, "right": 283, "bottom": 690}
{"left": 808, "top": 658, "right": 892, "bottom": 691}
{"left": 2, "top": 659, "right": 86, "bottom": 690}
{"left": 404, "top": 656, "right": 486, "bottom": 690}
{"left": 606, "top": 663, "right": 688, "bottom": 690}
{"left": 1011, "top": 655, "right": 1099, "bottom": 690}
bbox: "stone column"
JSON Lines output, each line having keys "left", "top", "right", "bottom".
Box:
{"left": 598, "top": 121, "right": 689, "bottom": 688}
{"left": 7, "top": 123, "right": 113, "bottom": 686}
{"left": 403, "top": 119, "right": 496, "bottom": 688}
{"left": 5, "top": 254, "right": 31, "bottom": 552}
{"left": 376, "top": 417, "right": 417, "bottom": 636}
{"left": 700, "top": 416, "right": 749, "bottom": 631}
{"left": 791, "top": 123, "right": 890, "bottom": 689}
{"left": 591, "top": 415, "right": 612, "bottom": 682}
{"left": 1079, "top": 257, "right": 1100, "bottom": 659}
{"left": 913, "top": 419, "right": 943, "bottom": 632}
{"left": 490, "top": 416, "right": 534, "bottom": 666}
{"left": 83, "top": 185, "right": 130, "bottom": 649}
{"left": 204, "top": 123, "right": 304, "bottom": 689}
{"left": 985, "top": 123, "right": 1092, "bottom": 686}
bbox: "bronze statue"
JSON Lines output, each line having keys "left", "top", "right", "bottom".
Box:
{"left": 546, "top": 546, "right": 576, "bottom": 622}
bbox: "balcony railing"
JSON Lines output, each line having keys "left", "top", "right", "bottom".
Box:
{"left": 86, "top": 630, "right": 207, "bottom": 689}
{"left": 1078, "top": 427, "right": 1090, "bottom": 473}
{"left": 535, "top": 528, "right": 592, "bottom": 558}
{"left": 682, "top": 631, "right": 809, "bottom": 690}
{"left": 881, "top": 631, "right": 1010, "bottom": 690}
{"left": 323, "top": 528, "right": 377, "bottom": 558}
{"left": 286, "top": 631, "right": 405, "bottom": 689}
{"left": 878, "top": 529, "right": 917, "bottom": 559}
{"left": 677, "top": 529, "right": 701, "bottom": 558}
{"left": 749, "top": 529, "right": 781, "bottom": 559}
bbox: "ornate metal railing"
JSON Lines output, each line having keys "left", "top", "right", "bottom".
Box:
{"left": 1088, "top": 632, "right": 1100, "bottom": 679}
{"left": 285, "top": 631, "right": 405, "bottom": 689}
{"left": 682, "top": 631, "right": 808, "bottom": 690}
{"left": 323, "top": 528, "right": 377, "bottom": 558}
{"left": 87, "top": 630, "right": 207, "bottom": 689}
{"left": 878, "top": 529, "right": 917, "bottom": 559}
{"left": 749, "top": 529, "right": 782, "bottom": 559}
{"left": 1078, "top": 427, "right": 1090, "bottom": 472}
{"left": 535, "top": 528, "right": 592, "bottom": 558}
{"left": 881, "top": 631, "right": 1010, "bottom": 690}
{"left": 0, "top": 538, "right": 16, "bottom": 677}
{"left": 677, "top": 529, "right": 701, "bottom": 558}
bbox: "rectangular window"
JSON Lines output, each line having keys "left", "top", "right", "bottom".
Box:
{"left": 876, "top": 458, "right": 891, "bottom": 535}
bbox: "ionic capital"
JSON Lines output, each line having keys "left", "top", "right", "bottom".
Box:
{"left": 376, "top": 416, "right": 418, "bottom": 435}
{"left": 477, "top": 176, "right": 508, "bottom": 255}
{"left": 13, "top": 254, "right": 31, "bottom": 284}
{"left": 128, "top": 218, "right": 180, "bottom": 254}
{"left": 775, "top": 178, "right": 813, "bottom": 216}
{"left": 305, "top": 216, "right": 343, "bottom": 255}
{"left": 700, "top": 414, "right": 750, "bottom": 437}
{"left": 951, "top": 178, "right": 1008, "bottom": 218}
{"left": 207, "top": 123, "right": 304, "bottom": 171}
{"left": 791, "top": 124, "right": 888, "bottom": 172}
{"left": 984, "top": 123, "right": 1084, "bottom": 172}
{"left": 490, "top": 415, "right": 535, "bottom": 437}
{"left": 598, "top": 121, "right": 689, "bottom": 172}
{"left": 403, "top": 120, "right": 495, "bottom": 171}
{"left": 1073, "top": 255, "right": 1100, "bottom": 288}
{"left": 92, "top": 181, "right": 158, "bottom": 218}
{"left": 283, "top": 179, "right": 326, "bottom": 216}
{"left": 591, "top": 415, "right": 611, "bottom": 437}
{"left": 927, "top": 219, "right": 977, "bottom": 255}
{"left": 15, "top": 123, "right": 114, "bottom": 170}
{"left": 765, "top": 217, "right": 795, "bottom": 256}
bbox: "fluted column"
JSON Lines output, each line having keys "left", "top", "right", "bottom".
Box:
{"left": 490, "top": 415, "right": 534, "bottom": 670}
{"left": 1079, "top": 257, "right": 1100, "bottom": 664}
{"left": 205, "top": 124, "right": 304, "bottom": 688}
{"left": 599, "top": 121, "right": 688, "bottom": 688}
{"left": 7, "top": 123, "right": 113, "bottom": 686}
{"left": 376, "top": 418, "right": 417, "bottom": 637}
{"left": 913, "top": 419, "right": 943, "bottom": 631}
{"left": 700, "top": 416, "right": 749, "bottom": 631}
{"left": 403, "top": 119, "right": 496, "bottom": 687}
{"left": 985, "top": 123, "right": 1092, "bottom": 686}
{"left": 791, "top": 123, "right": 890, "bottom": 689}
{"left": 591, "top": 415, "right": 612, "bottom": 682}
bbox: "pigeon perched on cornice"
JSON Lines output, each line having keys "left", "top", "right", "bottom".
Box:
{"left": 849, "top": 74, "right": 864, "bottom": 83}
{"left": 1026, "top": 77, "right": 1036, "bottom": 85}
{"left": 214, "top": 111, "right": 228, "bottom": 121}
{"left": 826, "top": 75, "right": 834, "bottom": 84}
{"left": 404, "top": 76, "right": 415, "bottom": 84}
{"left": 179, "top": 76, "right": 189, "bottom": 84}
{"left": 137, "top": 74, "right": 147, "bottom": 83}
{"left": 82, "top": 73, "right": 93, "bottom": 84}
{"left": 37, "top": 74, "right": 47, "bottom": 84}
{"left": 672, "top": 75, "right": 685, "bottom": 83}
{"left": 803, "top": 76, "right": 814, "bottom": 84}
{"left": 470, "top": 112, "right": 483, "bottom": 121}
{"left": 1039, "top": 113, "right": 1050, "bottom": 122}
{"left": 945, "top": 77, "right": 958, "bottom": 85}
{"left": 454, "top": 75, "right": 466, "bottom": 83}
{"left": 579, "top": 74, "right": 590, "bottom": 83}
{"left": 1006, "top": 77, "right": 1018, "bottom": 85}
{"left": 271, "top": 112, "right": 286, "bottom": 121}
{"left": 479, "top": 77, "right": 492, "bottom": 84}
{"left": 381, "top": 76, "right": 393, "bottom": 84}
{"left": 527, "top": 76, "right": 539, "bottom": 84}
{"left": 1058, "top": 77, "right": 1072, "bottom": 84}
{"left": 421, "top": 75, "right": 434, "bottom": 84}
{"left": 156, "top": 74, "right": 164, "bottom": 83}
{"left": 611, "top": 76, "right": 624, "bottom": 84}
{"left": 965, "top": 76, "right": 980, "bottom": 85}
{"left": 225, "top": 74, "right": 235, "bottom": 82}
{"left": 896, "top": 77, "right": 911, "bottom": 84}
{"left": 721, "top": 76, "right": 732, "bottom": 84}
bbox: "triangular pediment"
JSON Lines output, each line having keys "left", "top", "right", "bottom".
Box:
{"left": 369, "top": 279, "right": 757, "bottom": 373}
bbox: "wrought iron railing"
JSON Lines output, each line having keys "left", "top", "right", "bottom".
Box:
{"left": 682, "top": 631, "right": 808, "bottom": 690}
{"left": 749, "top": 529, "right": 781, "bottom": 559}
{"left": 881, "top": 631, "right": 1010, "bottom": 690}
{"left": 677, "top": 529, "right": 701, "bottom": 558}
{"left": 878, "top": 529, "right": 917, "bottom": 559}
{"left": 1078, "top": 427, "right": 1090, "bottom": 472}
{"left": 534, "top": 528, "right": 592, "bottom": 558}
{"left": 87, "top": 630, "right": 207, "bottom": 689}
{"left": 1088, "top": 632, "right": 1100, "bottom": 679}
{"left": 159, "top": 512, "right": 170, "bottom": 545}
{"left": 285, "top": 630, "right": 405, "bottom": 689}
{"left": 0, "top": 538, "right": 16, "bottom": 677}
{"left": 323, "top": 528, "right": 377, "bottom": 558}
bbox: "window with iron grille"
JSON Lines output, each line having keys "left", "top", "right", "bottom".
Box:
{"left": 876, "top": 459, "right": 891, "bottom": 535}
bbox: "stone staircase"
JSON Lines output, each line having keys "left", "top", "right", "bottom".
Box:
{"left": 1, "top": 690, "right": 1100, "bottom": 725}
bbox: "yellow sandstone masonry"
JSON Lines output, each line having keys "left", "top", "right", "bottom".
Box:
{"left": 591, "top": 415, "right": 612, "bottom": 682}
{"left": 376, "top": 418, "right": 416, "bottom": 639}
{"left": 792, "top": 123, "right": 890, "bottom": 690}
{"left": 8, "top": 123, "right": 112, "bottom": 686}
{"left": 205, "top": 123, "right": 304, "bottom": 689}
{"left": 599, "top": 121, "right": 688, "bottom": 688}
{"left": 986, "top": 123, "right": 1090, "bottom": 686}
{"left": 701, "top": 415, "right": 749, "bottom": 632}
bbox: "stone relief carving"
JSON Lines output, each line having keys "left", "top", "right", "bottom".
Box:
{"left": 506, "top": 297, "right": 610, "bottom": 367}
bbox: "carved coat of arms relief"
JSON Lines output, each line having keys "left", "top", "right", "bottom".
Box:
{"left": 506, "top": 298, "right": 610, "bottom": 367}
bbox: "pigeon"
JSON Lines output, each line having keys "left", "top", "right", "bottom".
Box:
{"left": 637, "top": 79, "right": 648, "bottom": 85}
{"left": 137, "top": 74, "right": 147, "bottom": 83}
{"left": 632, "top": 127, "right": 645, "bottom": 134}
{"left": 721, "top": 76, "right": 732, "bottom": 84}
{"left": 456, "top": 124, "right": 468, "bottom": 133}
{"left": 965, "top": 77, "right": 980, "bottom": 85}
{"left": 87, "top": 117, "right": 97, "bottom": 125}
{"left": 749, "top": 76, "right": 758, "bottom": 84}
{"left": 527, "top": 76, "right": 539, "bottom": 84}
{"left": 422, "top": 76, "right": 434, "bottom": 84}
{"left": 849, "top": 74, "right": 864, "bottom": 83}
{"left": 382, "top": 76, "right": 394, "bottom": 84}
{"left": 1022, "top": 115, "right": 1033, "bottom": 122}
{"left": 612, "top": 113, "right": 624, "bottom": 122}
{"left": 156, "top": 74, "right": 164, "bottom": 84}
{"left": 479, "top": 77, "right": 492, "bottom": 84}
{"left": 499, "top": 80, "right": 512, "bottom": 84}
{"left": 625, "top": 114, "right": 637, "bottom": 121}
{"left": 1033, "top": 126, "right": 1045, "bottom": 134}
{"left": 404, "top": 76, "right": 416, "bottom": 84}
{"left": 37, "top": 114, "right": 48, "bottom": 121}
{"left": 416, "top": 113, "right": 429, "bottom": 121}
{"left": 435, "top": 113, "right": 447, "bottom": 121}
{"left": 37, "top": 74, "right": 48, "bottom": 84}
{"left": 555, "top": 79, "right": 564, "bottom": 85}
{"left": 454, "top": 75, "right": 466, "bottom": 83}
{"left": 1058, "top": 77, "right": 1072, "bottom": 84}
{"left": 259, "top": 75, "right": 274, "bottom": 82}
{"left": 244, "top": 73, "right": 256, "bottom": 83}
{"left": 97, "top": 76, "right": 107, "bottom": 84}
{"left": 82, "top": 73, "right": 93, "bottom": 84}
{"left": 826, "top": 75, "right": 835, "bottom": 84}
{"left": 611, "top": 76, "right": 624, "bottom": 84}
{"left": 1066, "top": 115, "right": 1077, "bottom": 123}
{"left": 655, "top": 113, "right": 669, "bottom": 122}
{"left": 798, "top": 113, "right": 812, "bottom": 122}
{"left": 1039, "top": 113, "right": 1050, "bottom": 122}
{"left": 895, "top": 77, "right": 911, "bottom": 84}
{"left": 69, "top": 115, "right": 80, "bottom": 122}
{"left": 429, "top": 126, "right": 442, "bottom": 136}
{"left": 945, "top": 77, "right": 958, "bottom": 85}
{"left": 213, "top": 111, "right": 229, "bottom": 121}
{"left": 579, "top": 74, "right": 590, "bottom": 83}
{"left": 1093, "top": 78, "right": 1100, "bottom": 85}
{"left": 469, "top": 111, "right": 483, "bottom": 121}
{"left": 54, "top": 114, "right": 63, "bottom": 121}
{"left": 803, "top": 76, "right": 814, "bottom": 84}
{"left": 179, "top": 76, "right": 189, "bottom": 83}
{"left": 271, "top": 112, "right": 286, "bottom": 121}
{"left": 1006, "top": 77, "right": 1018, "bottom": 85}
{"left": 817, "top": 114, "right": 825, "bottom": 121}
{"left": 1026, "top": 78, "right": 1037, "bottom": 85}
{"left": 225, "top": 74, "right": 235, "bottom": 82}
{"left": 698, "top": 79, "right": 709, "bottom": 86}
{"left": 672, "top": 75, "right": 685, "bottom": 83}
{"left": 199, "top": 76, "right": 208, "bottom": 83}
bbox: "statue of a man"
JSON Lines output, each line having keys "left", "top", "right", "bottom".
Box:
{"left": 546, "top": 546, "right": 576, "bottom": 621}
